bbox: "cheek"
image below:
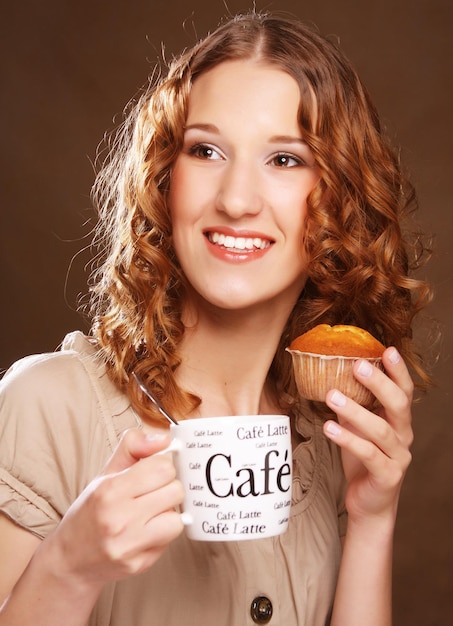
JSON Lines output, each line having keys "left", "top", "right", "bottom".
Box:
{"left": 169, "top": 161, "right": 207, "bottom": 224}
{"left": 168, "top": 161, "right": 185, "bottom": 219}
{"left": 168, "top": 167, "right": 198, "bottom": 263}
{"left": 279, "top": 189, "right": 309, "bottom": 234}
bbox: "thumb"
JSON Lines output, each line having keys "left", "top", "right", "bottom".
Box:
{"left": 102, "top": 428, "right": 171, "bottom": 475}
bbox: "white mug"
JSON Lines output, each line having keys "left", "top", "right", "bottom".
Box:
{"left": 167, "top": 414, "right": 292, "bottom": 541}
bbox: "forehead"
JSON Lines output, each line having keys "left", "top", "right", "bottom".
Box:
{"left": 186, "top": 60, "right": 303, "bottom": 130}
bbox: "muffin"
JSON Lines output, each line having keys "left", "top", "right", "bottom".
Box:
{"left": 286, "top": 324, "right": 385, "bottom": 406}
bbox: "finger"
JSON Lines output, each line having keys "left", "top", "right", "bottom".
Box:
{"left": 82, "top": 468, "right": 183, "bottom": 553}
{"left": 138, "top": 479, "right": 185, "bottom": 526}
{"left": 324, "top": 415, "right": 412, "bottom": 477}
{"left": 103, "top": 480, "right": 185, "bottom": 554}
{"left": 124, "top": 454, "right": 181, "bottom": 500}
{"left": 325, "top": 390, "right": 404, "bottom": 461}
{"left": 144, "top": 509, "right": 185, "bottom": 547}
{"left": 115, "top": 510, "right": 185, "bottom": 576}
{"left": 353, "top": 348, "right": 413, "bottom": 407}
{"left": 97, "top": 450, "right": 179, "bottom": 509}
{"left": 381, "top": 347, "right": 414, "bottom": 400}
{"left": 100, "top": 508, "right": 185, "bottom": 577}
{"left": 352, "top": 353, "right": 413, "bottom": 442}
{"left": 102, "top": 429, "right": 171, "bottom": 475}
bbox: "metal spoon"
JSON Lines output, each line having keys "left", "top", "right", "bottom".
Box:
{"left": 132, "top": 371, "right": 179, "bottom": 425}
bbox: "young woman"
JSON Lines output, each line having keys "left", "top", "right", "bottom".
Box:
{"left": 0, "top": 12, "right": 431, "bottom": 625}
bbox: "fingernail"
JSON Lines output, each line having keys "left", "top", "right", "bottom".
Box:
{"left": 326, "top": 421, "right": 342, "bottom": 436}
{"left": 145, "top": 433, "right": 168, "bottom": 441}
{"left": 388, "top": 347, "right": 401, "bottom": 364}
{"left": 356, "top": 359, "right": 373, "bottom": 377}
{"left": 330, "top": 390, "right": 346, "bottom": 407}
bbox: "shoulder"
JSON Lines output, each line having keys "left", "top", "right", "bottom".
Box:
{"left": 2, "top": 331, "right": 106, "bottom": 398}
{"left": 0, "top": 332, "right": 106, "bottom": 458}
{"left": 0, "top": 332, "right": 139, "bottom": 536}
{"left": 0, "top": 332, "right": 135, "bottom": 503}
{"left": 0, "top": 332, "right": 131, "bottom": 439}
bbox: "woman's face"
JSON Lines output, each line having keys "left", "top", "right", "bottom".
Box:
{"left": 169, "top": 59, "right": 319, "bottom": 315}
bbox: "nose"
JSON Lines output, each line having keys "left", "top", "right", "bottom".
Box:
{"left": 215, "top": 160, "right": 263, "bottom": 219}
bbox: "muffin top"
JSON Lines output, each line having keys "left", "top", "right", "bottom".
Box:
{"left": 288, "top": 324, "right": 385, "bottom": 358}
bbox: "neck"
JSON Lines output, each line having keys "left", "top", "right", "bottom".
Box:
{"left": 175, "top": 297, "right": 294, "bottom": 418}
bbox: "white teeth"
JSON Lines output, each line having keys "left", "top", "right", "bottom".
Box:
{"left": 208, "top": 232, "right": 271, "bottom": 251}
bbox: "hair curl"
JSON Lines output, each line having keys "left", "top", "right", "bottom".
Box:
{"left": 88, "top": 11, "right": 432, "bottom": 425}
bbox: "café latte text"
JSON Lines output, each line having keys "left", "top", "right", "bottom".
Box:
{"left": 205, "top": 449, "right": 291, "bottom": 498}
{"left": 236, "top": 423, "right": 289, "bottom": 440}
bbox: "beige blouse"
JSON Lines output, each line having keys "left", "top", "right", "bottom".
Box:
{"left": 0, "top": 332, "right": 347, "bottom": 626}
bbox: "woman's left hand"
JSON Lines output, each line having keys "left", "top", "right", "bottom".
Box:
{"left": 323, "top": 347, "right": 414, "bottom": 525}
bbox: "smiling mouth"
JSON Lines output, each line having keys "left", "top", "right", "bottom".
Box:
{"left": 206, "top": 231, "right": 273, "bottom": 251}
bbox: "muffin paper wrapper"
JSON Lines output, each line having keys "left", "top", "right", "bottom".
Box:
{"left": 286, "top": 349, "right": 383, "bottom": 406}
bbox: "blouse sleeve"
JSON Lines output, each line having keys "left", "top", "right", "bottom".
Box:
{"left": 0, "top": 344, "right": 115, "bottom": 538}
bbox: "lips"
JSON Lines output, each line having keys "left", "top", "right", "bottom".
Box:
{"left": 206, "top": 231, "right": 273, "bottom": 252}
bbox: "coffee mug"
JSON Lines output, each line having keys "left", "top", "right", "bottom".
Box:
{"left": 166, "top": 414, "right": 292, "bottom": 541}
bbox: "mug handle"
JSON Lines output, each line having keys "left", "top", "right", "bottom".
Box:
{"left": 155, "top": 438, "right": 193, "bottom": 527}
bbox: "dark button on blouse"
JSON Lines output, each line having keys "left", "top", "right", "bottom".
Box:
{"left": 250, "top": 596, "right": 273, "bottom": 623}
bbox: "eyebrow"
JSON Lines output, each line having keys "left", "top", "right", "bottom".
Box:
{"left": 184, "top": 123, "right": 220, "bottom": 133}
{"left": 184, "top": 124, "right": 307, "bottom": 145}
{"left": 269, "top": 135, "right": 307, "bottom": 145}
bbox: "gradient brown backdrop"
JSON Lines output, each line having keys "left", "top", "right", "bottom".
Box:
{"left": 1, "top": 1, "right": 452, "bottom": 623}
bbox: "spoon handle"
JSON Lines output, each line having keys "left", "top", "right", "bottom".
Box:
{"left": 132, "top": 371, "right": 179, "bottom": 425}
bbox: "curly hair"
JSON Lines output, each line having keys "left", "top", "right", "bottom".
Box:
{"left": 88, "top": 11, "right": 432, "bottom": 425}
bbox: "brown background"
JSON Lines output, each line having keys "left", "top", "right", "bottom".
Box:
{"left": 1, "top": 0, "right": 452, "bottom": 623}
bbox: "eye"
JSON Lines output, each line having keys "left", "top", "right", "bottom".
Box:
{"left": 188, "top": 143, "right": 223, "bottom": 161}
{"left": 268, "top": 153, "right": 304, "bottom": 168}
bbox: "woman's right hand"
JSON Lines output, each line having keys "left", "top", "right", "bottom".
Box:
{"left": 0, "top": 429, "right": 184, "bottom": 625}
{"left": 46, "top": 428, "right": 185, "bottom": 587}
